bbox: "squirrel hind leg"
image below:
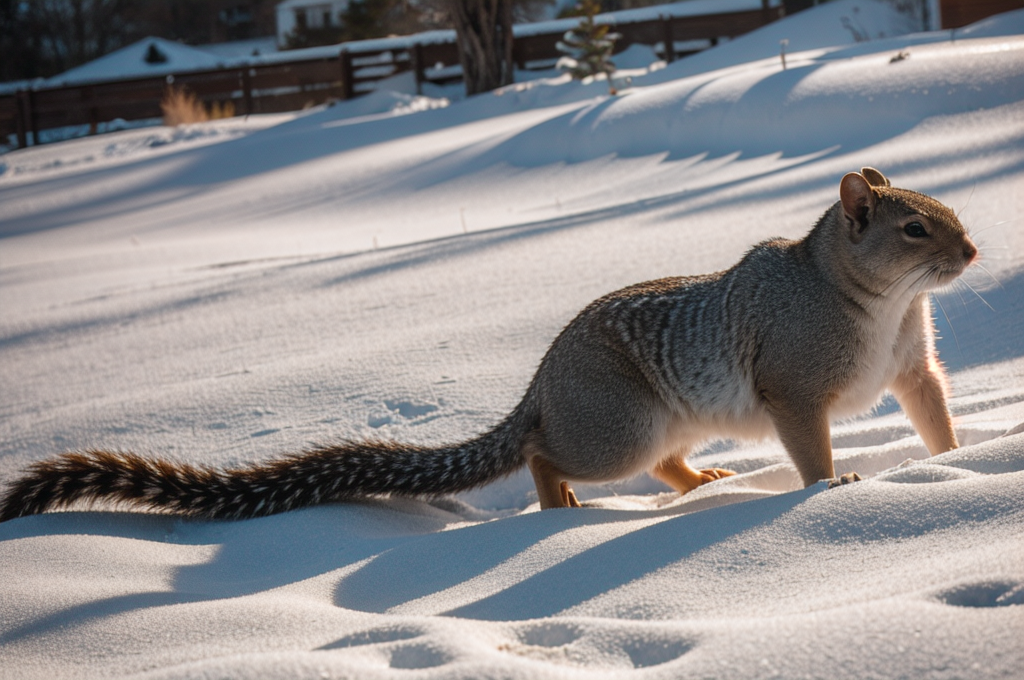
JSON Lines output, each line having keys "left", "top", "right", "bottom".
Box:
{"left": 523, "top": 434, "right": 581, "bottom": 509}
{"left": 526, "top": 451, "right": 576, "bottom": 509}
{"left": 652, "top": 454, "right": 736, "bottom": 496}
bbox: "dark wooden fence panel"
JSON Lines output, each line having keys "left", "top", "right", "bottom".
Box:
{"left": 415, "top": 42, "right": 466, "bottom": 90}
{"left": 1, "top": 4, "right": 791, "bottom": 149}
{"left": 245, "top": 58, "right": 347, "bottom": 113}
{"left": 0, "top": 94, "right": 18, "bottom": 147}
{"left": 418, "top": 42, "right": 461, "bottom": 72}
{"left": 350, "top": 47, "right": 413, "bottom": 94}
{"left": 940, "top": 0, "right": 1024, "bottom": 28}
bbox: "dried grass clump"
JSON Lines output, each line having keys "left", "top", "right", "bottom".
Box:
{"left": 161, "top": 87, "right": 208, "bottom": 126}
{"left": 161, "top": 86, "right": 236, "bottom": 126}
{"left": 208, "top": 100, "right": 235, "bottom": 120}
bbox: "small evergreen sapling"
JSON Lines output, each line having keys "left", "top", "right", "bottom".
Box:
{"left": 557, "top": 0, "right": 620, "bottom": 94}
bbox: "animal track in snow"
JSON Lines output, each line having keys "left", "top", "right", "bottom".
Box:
{"left": 503, "top": 622, "right": 693, "bottom": 669}
{"left": 518, "top": 621, "right": 583, "bottom": 648}
{"left": 320, "top": 624, "right": 425, "bottom": 649}
{"left": 368, "top": 399, "right": 440, "bottom": 428}
{"left": 318, "top": 625, "right": 454, "bottom": 669}
{"left": 386, "top": 642, "right": 454, "bottom": 669}
{"left": 619, "top": 633, "right": 695, "bottom": 669}
{"left": 935, "top": 580, "right": 1024, "bottom": 608}
{"left": 384, "top": 399, "right": 440, "bottom": 419}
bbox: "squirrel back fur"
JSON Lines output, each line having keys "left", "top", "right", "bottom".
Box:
{"left": 0, "top": 168, "right": 977, "bottom": 520}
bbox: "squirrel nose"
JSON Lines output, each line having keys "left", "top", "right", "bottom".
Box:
{"left": 963, "top": 240, "right": 978, "bottom": 264}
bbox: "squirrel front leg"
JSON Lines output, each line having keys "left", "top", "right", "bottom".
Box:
{"left": 768, "top": 401, "right": 836, "bottom": 487}
{"left": 889, "top": 360, "right": 958, "bottom": 455}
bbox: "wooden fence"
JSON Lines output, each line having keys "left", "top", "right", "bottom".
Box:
{"left": 1, "top": 4, "right": 784, "bottom": 149}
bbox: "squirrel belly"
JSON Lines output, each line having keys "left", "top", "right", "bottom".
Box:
{"left": 0, "top": 167, "right": 977, "bottom": 521}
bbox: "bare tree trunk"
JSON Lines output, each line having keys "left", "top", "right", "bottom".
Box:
{"left": 447, "top": 0, "right": 514, "bottom": 96}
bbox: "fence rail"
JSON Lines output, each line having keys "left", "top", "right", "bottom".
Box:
{"left": 1, "top": 5, "right": 785, "bottom": 149}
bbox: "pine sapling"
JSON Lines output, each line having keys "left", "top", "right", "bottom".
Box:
{"left": 557, "top": 0, "right": 620, "bottom": 94}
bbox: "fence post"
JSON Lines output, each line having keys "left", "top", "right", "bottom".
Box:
{"left": 242, "top": 68, "right": 254, "bottom": 115}
{"left": 27, "top": 89, "right": 39, "bottom": 146}
{"left": 411, "top": 42, "right": 425, "bottom": 96}
{"left": 14, "top": 90, "right": 29, "bottom": 149}
{"left": 340, "top": 49, "right": 354, "bottom": 100}
{"left": 513, "top": 37, "right": 526, "bottom": 71}
{"left": 661, "top": 16, "right": 676, "bottom": 63}
{"left": 84, "top": 86, "right": 98, "bottom": 135}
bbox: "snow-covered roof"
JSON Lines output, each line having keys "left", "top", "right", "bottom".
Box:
{"left": 45, "top": 37, "right": 226, "bottom": 86}
{"left": 42, "top": 36, "right": 287, "bottom": 87}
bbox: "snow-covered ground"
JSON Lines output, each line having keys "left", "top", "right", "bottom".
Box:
{"left": 1, "top": 2, "right": 1022, "bottom": 678}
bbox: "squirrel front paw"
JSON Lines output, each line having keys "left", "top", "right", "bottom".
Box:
{"left": 827, "top": 472, "right": 862, "bottom": 488}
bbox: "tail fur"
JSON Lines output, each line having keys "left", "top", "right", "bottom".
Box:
{"left": 0, "top": 400, "right": 534, "bottom": 522}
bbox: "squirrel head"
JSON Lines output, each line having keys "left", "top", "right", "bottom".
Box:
{"left": 836, "top": 167, "right": 977, "bottom": 293}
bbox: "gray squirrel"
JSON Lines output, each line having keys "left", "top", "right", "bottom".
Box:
{"left": 0, "top": 168, "right": 977, "bottom": 521}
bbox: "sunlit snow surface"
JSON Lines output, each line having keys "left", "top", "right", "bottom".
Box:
{"left": 1, "top": 2, "right": 1023, "bottom": 678}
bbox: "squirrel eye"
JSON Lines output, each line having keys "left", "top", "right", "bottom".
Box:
{"left": 904, "top": 221, "right": 928, "bottom": 238}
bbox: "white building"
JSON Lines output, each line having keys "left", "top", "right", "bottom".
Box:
{"left": 276, "top": 0, "right": 350, "bottom": 47}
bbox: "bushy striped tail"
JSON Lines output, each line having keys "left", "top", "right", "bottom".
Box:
{"left": 0, "top": 403, "right": 533, "bottom": 522}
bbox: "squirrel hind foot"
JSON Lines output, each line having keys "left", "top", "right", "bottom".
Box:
{"left": 559, "top": 482, "right": 582, "bottom": 508}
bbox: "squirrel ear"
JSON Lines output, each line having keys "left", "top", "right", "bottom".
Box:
{"left": 840, "top": 172, "right": 876, "bottom": 244}
{"left": 860, "top": 167, "right": 891, "bottom": 187}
